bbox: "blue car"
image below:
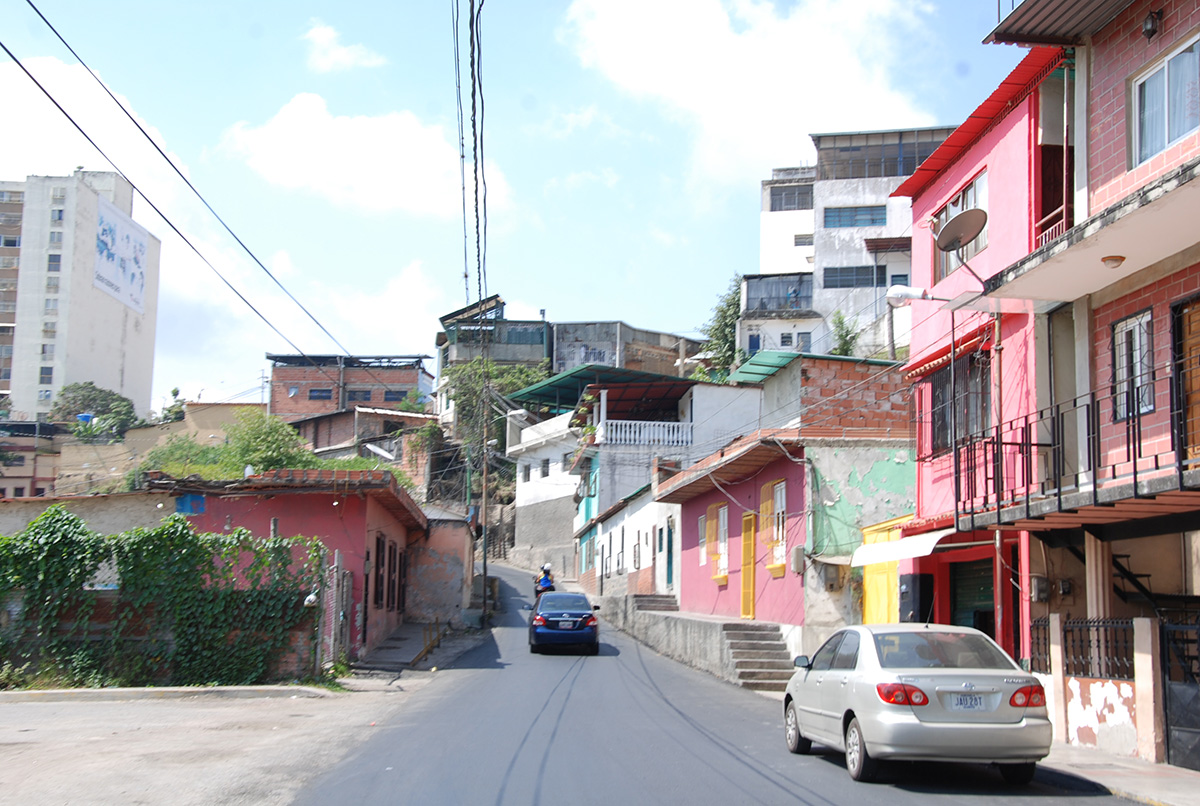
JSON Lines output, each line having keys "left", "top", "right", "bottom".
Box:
{"left": 528, "top": 592, "right": 600, "bottom": 654}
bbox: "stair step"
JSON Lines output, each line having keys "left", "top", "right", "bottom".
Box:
{"left": 721, "top": 622, "right": 781, "bottom": 632}
{"left": 737, "top": 669, "right": 794, "bottom": 681}
{"left": 734, "top": 658, "right": 793, "bottom": 670}
{"left": 728, "top": 638, "right": 787, "bottom": 649}
{"left": 740, "top": 679, "right": 789, "bottom": 692}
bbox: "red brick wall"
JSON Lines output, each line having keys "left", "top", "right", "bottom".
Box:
{"left": 1089, "top": 0, "right": 1200, "bottom": 211}
{"left": 271, "top": 365, "right": 425, "bottom": 420}
{"left": 579, "top": 567, "right": 597, "bottom": 595}
{"left": 798, "top": 357, "right": 912, "bottom": 437}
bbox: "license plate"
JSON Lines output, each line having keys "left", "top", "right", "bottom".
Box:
{"left": 556, "top": 620, "right": 575, "bottom": 630}
{"left": 951, "top": 693, "right": 986, "bottom": 711}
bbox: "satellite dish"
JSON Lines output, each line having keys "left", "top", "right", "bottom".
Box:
{"left": 936, "top": 209, "right": 987, "bottom": 253}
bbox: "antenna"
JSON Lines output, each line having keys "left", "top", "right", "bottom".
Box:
{"left": 935, "top": 208, "right": 987, "bottom": 287}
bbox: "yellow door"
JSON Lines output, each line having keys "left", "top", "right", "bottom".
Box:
{"left": 741, "top": 513, "right": 756, "bottom": 619}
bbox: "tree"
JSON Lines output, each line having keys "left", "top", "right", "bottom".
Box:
{"left": 697, "top": 274, "right": 742, "bottom": 380}
{"left": 49, "top": 382, "right": 137, "bottom": 434}
{"left": 159, "top": 387, "right": 185, "bottom": 423}
{"left": 829, "top": 310, "right": 860, "bottom": 357}
{"left": 443, "top": 358, "right": 549, "bottom": 450}
{"left": 222, "top": 408, "right": 320, "bottom": 474}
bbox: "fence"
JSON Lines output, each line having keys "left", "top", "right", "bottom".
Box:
{"left": 1063, "top": 618, "right": 1135, "bottom": 680}
{"left": 1030, "top": 616, "right": 1051, "bottom": 674}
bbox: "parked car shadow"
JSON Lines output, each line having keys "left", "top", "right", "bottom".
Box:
{"left": 530, "top": 643, "right": 619, "bottom": 657}
{"left": 807, "top": 751, "right": 1110, "bottom": 797}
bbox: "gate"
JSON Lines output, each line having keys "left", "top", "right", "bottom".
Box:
{"left": 318, "top": 551, "right": 354, "bottom": 670}
{"left": 1162, "top": 621, "right": 1200, "bottom": 771}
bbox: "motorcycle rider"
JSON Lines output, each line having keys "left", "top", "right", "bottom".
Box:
{"left": 534, "top": 563, "right": 555, "bottom": 596}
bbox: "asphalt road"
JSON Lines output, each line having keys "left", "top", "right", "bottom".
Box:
{"left": 293, "top": 563, "right": 1134, "bottom": 806}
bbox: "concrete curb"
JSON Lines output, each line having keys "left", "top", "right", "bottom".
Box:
{"left": 0, "top": 685, "right": 334, "bottom": 703}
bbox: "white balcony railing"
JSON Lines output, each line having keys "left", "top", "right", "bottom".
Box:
{"left": 599, "top": 420, "right": 692, "bottom": 447}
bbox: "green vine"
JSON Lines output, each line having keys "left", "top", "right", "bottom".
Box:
{"left": 0, "top": 506, "right": 323, "bottom": 688}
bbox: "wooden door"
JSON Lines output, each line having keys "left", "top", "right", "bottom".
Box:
{"left": 741, "top": 513, "right": 756, "bottom": 619}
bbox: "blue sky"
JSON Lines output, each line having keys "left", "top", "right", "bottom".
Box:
{"left": 0, "top": 0, "right": 1026, "bottom": 412}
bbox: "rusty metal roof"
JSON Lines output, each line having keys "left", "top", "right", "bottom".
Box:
{"left": 986, "top": 0, "right": 1134, "bottom": 45}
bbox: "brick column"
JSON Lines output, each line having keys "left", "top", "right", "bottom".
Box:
{"left": 1133, "top": 617, "right": 1165, "bottom": 763}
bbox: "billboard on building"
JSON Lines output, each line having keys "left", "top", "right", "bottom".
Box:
{"left": 94, "top": 195, "right": 148, "bottom": 314}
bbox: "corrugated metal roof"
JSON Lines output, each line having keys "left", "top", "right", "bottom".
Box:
{"left": 986, "top": 0, "right": 1133, "bottom": 45}
{"left": 891, "top": 46, "right": 1066, "bottom": 202}
{"left": 509, "top": 363, "right": 696, "bottom": 413}
{"left": 726, "top": 351, "right": 800, "bottom": 383}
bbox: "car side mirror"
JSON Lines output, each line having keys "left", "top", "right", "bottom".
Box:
{"left": 522, "top": 604, "right": 533, "bottom": 611}
{"left": 593, "top": 605, "right": 600, "bottom": 611}
{"left": 794, "top": 655, "right": 811, "bottom": 669}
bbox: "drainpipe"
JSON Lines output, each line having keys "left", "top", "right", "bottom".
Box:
{"left": 992, "top": 312, "right": 1007, "bottom": 653}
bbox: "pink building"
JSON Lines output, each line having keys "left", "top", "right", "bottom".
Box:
{"left": 883, "top": 1, "right": 1200, "bottom": 767}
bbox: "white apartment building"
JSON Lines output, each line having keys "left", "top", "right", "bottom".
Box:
{"left": 0, "top": 171, "right": 160, "bottom": 420}
{"left": 746, "top": 127, "right": 954, "bottom": 359}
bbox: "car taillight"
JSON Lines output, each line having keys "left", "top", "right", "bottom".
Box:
{"left": 876, "top": 683, "right": 929, "bottom": 706}
{"left": 531, "top": 615, "right": 546, "bottom": 626}
{"left": 583, "top": 615, "right": 597, "bottom": 627}
{"left": 1009, "top": 684, "right": 1046, "bottom": 708}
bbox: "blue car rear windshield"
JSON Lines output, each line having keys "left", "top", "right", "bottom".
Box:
{"left": 873, "top": 631, "right": 1014, "bottom": 669}
{"left": 538, "top": 594, "right": 590, "bottom": 611}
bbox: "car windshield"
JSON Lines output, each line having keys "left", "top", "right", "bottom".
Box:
{"left": 873, "top": 631, "right": 1015, "bottom": 670}
{"left": 538, "top": 594, "right": 590, "bottom": 612}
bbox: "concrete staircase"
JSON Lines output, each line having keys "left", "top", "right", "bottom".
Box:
{"left": 632, "top": 594, "right": 679, "bottom": 612}
{"left": 723, "top": 622, "right": 792, "bottom": 693}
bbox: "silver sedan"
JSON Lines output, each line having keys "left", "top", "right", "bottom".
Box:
{"left": 783, "top": 623, "right": 1052, "bottom": 784}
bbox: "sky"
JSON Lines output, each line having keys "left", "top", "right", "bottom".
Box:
{"left": 0, "top": 0, "right": 1027, "bottom": 414}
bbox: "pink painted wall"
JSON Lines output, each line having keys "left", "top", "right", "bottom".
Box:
{"left": 678, "top": 456, "right": 806, "bottom": 624}
{"left": 182, "top": 492, "right": 412, "bottom": 657}
{"left": 1089, "top": 0, "right": 1200, "bottom": 212}
{"left": 909, "top": 96, "right": 1042, "bottom": 520}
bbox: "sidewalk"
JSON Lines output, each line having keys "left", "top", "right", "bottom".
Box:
{"left": 1039, "top": 742, "right": 1200, "bottom": 806}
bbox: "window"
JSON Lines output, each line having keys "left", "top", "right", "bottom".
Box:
{"left": 717, "top": 505, "right": 729, "bottom": 576}
{"left": 383, "top": 390, "right": 407, "bottom": 402}
{"left": 794, "top": 233, "right": 814, "bottom": 246}
{"left": 50, "top": 209, "right": 64, "bottom": 224}
{"left": 522, "top": 464, "right": 530, "bottom": 483}
{"left": 780, "top": 332, "right": 793, "bottom": 347}
{"left": 41, "top": 344, "right": 54, "bottom": 360}
{"left": 48, "top": 231, "right": 63, "bottom": 246}
{"left": 34, "top": 487, "right": 45, "bottom": 497}
{"left": 772, "top": 481, "right": 787, "bottom": 565}
{"left": 13, "top": 487, "right": 24, "bottom": 498}
{"left": 824, "top": 205, "right": 886, "bottom": 228}
{"left": 698, "top": 514, "right": 707, "bottom": 566}
{"left": 0, "top": 256, "right": 16, "bottom": 268}
{"left": 44, "top": 298, "right": 57, "bottom": 315}
{"left": 1112, "top": 310, "right": 1154, "bottom": 420}
{"left": 308, "top": 388, "right": 333, "bottom": 400}
{"left": 386, "top": 542, "right": 397, "bottom": 611}
{"left": 373, "top": 536, "right": 385, "bottom": 608}
{"left": 37, "top": 390, "right": 52, "bottom": 401}
{"left": 287, "top": 385, "right": 299, "bottom": 397}
{"left": 3, "top": 454, "right": 24, "bottom": 467}
{"left": 47, "top": 254, "right": 61, "bottom": 272}
{"left": 934, "top": 171, "right": 988, "bottom": 282}
{"left": 810, "top": 633, "right": 845, "bottom": 671}
{"left": 562, "top": 452, "right": 572, "bottom": 468}
{"left": 0, "top": 190, "right": 24, "bottom": 202}
{"left": 39, "top": 366, "right": 53, "bottom": 385}
{"left": 770, "top": 184, "right": 813, "bottom": 211}
{"left": 928, "top": 352, "right": 991, "bottom": 454}
{"left": 43, "top": 322, "right": 56, "bottom": 339}
{"left": 347, "top": 390, "right": 372, "bottom": 402}
{"left": 0, "top": 235, "right": 18, "bottom": 248}
{"left": 46, "top": 277, "right": 59, "bottom": 294}
{"left": 51, "top": 187, "right": 65, "bottom": 202}
{"left": 746, "top": 274, "right": 812, "bottom": 311}
{"left": 540, "top": 458, "right": 550, "bottom": 478}
{"left": 832, "top": 631, "right": 861, "bottom": 670}
{"left": 890, "top": 273, "right": 909, "bottom": 288}
{"left": 1135, "top": 36, "right": 1200, "bottom": 164}
{"left": 825, "top": 265, "right": 886, "bottom": 288}
{"left": 798, "top": 332, "right": 812, "bottom": 352}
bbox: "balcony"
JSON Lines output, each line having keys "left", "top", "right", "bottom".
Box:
{"left": 947, "top": 353, "right": 1200, "bottom": 537}
{"left": 598, "top": 419, "right": 692, "bottom": 447}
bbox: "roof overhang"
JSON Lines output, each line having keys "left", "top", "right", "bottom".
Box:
{"left": 985, "top": 0, "right": 1134, "bottom": 45}
{"left": 656, "top": 431, "right": 804, "bottom": 504}
{"left": 510, "top": 364, "right": 697, "bottom": 414}
{"left": 986, "top": 156, "right": 1200, "bottom": 307}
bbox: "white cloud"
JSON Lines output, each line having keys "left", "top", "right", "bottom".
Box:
{"left": 221, "top": 93, "right": 511, "bottom": 217}
{"left": 531, "top": 104, "right": 631, "bottom": 140}
{"left": 561, "top": 0, "right": 934, "bottom": 191}
{"left": 302, "top": 20, "right": 387, "bottom": 73}
{"left": 544, "top": 167, "right": 620, "bottom": 195}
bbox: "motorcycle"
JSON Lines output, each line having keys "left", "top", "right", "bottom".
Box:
{"left": 534, "top": 576, "right": 555, "bottom": 598}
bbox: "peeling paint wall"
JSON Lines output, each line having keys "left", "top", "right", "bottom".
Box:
{"left": 1065, "top": 676, "right": 1138, "bottom": 757}
{"left": 407, "top": 520, "right": 473, "bottom": 625}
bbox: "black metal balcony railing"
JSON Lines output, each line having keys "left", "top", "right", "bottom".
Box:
{"left": 948, "top": 352, "right": 1200, "bottom": 525}
{"left": 1063, "top": 618, "right": 1135, "bottom": 681}
{"left": 1030, "top": 616, "right": 1051, "bottom": 674}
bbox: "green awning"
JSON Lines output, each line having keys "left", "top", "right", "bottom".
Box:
{"left": 726, "top": 351, "right": 800, "bottom": 383}
{"left": 509, "top": 363, "right": 695, "bottom": 413}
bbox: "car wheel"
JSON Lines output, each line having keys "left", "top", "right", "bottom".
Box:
{"left": 998, "top": 762, "right": 1036, "bottom": 785}
{"left": 784, "top": 701, "right": 812, "bottom": 755}
{"left": 529, "top": 642, "right": 539, "bottom": 654}
{"left": 845, "top": 718, "right": 879, "bottom": 782}
{"left": 586, "top": 641, "right": 600, "bottom": 656}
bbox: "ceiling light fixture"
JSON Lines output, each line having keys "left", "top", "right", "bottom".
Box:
{"left": 1101, "top": 255, "right": 1126, "bottom": 269}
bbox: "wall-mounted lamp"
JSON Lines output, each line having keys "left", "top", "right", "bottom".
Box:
{"left": 886, "top": 284, "right": 945, "bottom": 308}
{"left": 1101, "top": 255, "right": 1126, "bottom": 269}
{"left": 1144, "top": 9, "right": 1163, "bottom": 41}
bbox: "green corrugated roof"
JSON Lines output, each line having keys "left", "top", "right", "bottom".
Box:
{"left": 509, "top": 363, "right": 694, "bottom": 413}
{"left": 726, "top": 351, "right": 800, "bottom": 383}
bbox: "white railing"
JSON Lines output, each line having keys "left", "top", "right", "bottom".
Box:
{"left": 600, "top": 420, "right": 692, "bottom": 446}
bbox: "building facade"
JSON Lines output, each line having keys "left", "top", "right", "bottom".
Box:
{"left": 0, "top": 170, "right": 160, "bottom": 420}
{"left": 267, "top": 354, "right": 432, "bottom": 422}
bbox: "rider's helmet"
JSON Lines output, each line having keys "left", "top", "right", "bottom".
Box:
{"left": 542, "top": 563, "right": 552, "bottom": 572}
